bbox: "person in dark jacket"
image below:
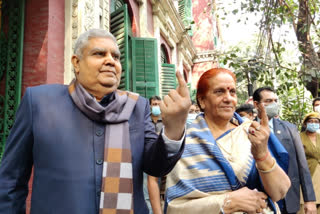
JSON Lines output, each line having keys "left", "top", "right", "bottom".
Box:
{"left": 0, "top": 29, "right": 191, "bottom": 214}
{"left": 253, "top": 86, "right": 317, "bottom": 214}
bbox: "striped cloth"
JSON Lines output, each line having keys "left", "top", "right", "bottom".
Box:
{"left": 165, "top": 113, "right": 288, "bottom": 214}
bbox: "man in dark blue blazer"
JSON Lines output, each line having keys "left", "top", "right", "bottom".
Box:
{"left": 0, "top": 29, "right": 191, "bottom": 214}
{"left": 253, "top": 87, "right": 316, "bottom": 214}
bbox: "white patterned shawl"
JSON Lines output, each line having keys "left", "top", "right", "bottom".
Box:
{"left": 165, "top": 113, "right": 287, "bottom": 214}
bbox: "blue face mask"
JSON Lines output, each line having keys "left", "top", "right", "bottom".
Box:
{"left": 306, "top": 123, "right": 320, "bottom": 133}
{"left": 151, "top": 106, "right": 161, "bottom": 116}
{"left": 186, "top": 114, "right": 197, "bottom": 124}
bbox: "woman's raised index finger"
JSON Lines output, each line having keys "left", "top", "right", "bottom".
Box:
{"left": 258, "top": 103, "right": 269, "bottom": 127}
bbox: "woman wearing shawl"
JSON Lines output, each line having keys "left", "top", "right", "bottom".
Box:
{"left": 165, "top": 68, "right": 291, "bottom": 214}
{"left": 299, "top": 112, "right": 320, "bottom": 213}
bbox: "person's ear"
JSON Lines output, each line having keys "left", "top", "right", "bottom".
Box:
{"left": 253, "top": 101, "right": 259, "bottom": 109}
{"left": 198, "top": 97, "right": 205, "bottom": 111}
{"left": 71, "top": 55, "right": 80, "bottom": 75}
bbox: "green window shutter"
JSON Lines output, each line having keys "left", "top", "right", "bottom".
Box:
{"left": 131, "top": 37, "right": 159, "bottom": 98}
{"left": 178, "top": 0, "right": 186, "bottom": 20}
{"left": 161, "top": 63, "right": 176, "bottom": 97}
{"left": 110, "top": 4, "right": 131, "bottom": 91}
{"left": 110, "top": 0, "right": 125, "bottom": 13}
{"left": 178, "top": 0, "right": 193, "bottom": 36}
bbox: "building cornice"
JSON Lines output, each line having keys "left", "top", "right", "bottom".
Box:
{"left": 193, "top": 50, "right": 218, "bottom": 64}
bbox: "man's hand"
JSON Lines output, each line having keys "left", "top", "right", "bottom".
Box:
{"left": 160, "top": 71, "right": 191, "bottom": 140}
{"left": 304, "top": 201, "right": 317, "bottom": 214}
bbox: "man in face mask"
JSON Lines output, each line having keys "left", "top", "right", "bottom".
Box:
{"left": 312, "top": 97, "right": 320, "bottom": 113}
{"left": 253, "top": 87, "right": 317, "bottom": 214}
{"left": 145, "top": 95, "right": 164, "bottom": 214}
{"left": 312, "top": 98, "right": 320, "bottom": 134}
{"left": 187, "top": 101, "right": 200, "bottom": 124}
{"left": 149, "top": 95, "right": 163, "bottom": 134}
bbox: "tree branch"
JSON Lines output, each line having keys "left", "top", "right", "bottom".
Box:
{"left": 278, "top": 0, "right": 298, "bottom": 33}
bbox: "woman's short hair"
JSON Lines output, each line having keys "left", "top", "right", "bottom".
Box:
{"left": 196, "top": 68, "right": 236, "bottom": 110}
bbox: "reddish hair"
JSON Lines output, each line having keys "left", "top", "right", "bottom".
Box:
{"left": 196, "top": 68, "right": 236, "bottom": 109}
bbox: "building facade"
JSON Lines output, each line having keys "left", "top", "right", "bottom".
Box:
{"left": 191, "top": 0, "right": 221, "bottom": 89}
{"left": 0, "top": 0, "right": 197, "bottom": 212}
{"left": 0, "top": 0, "right": 196, "bottom": 160}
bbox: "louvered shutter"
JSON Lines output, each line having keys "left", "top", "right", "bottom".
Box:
{"left": 110, "top": 4, "right": 131, "bottom": 90}
{"left": 178, "top": 0, "right": 186, "bottom": 20}
{"left": 131, "top": 37, "right": 159, "bottom": 98}
{"left": 161, "top": 64, "right": 176, "bottom": 97}
{"left": 178, "top": 0, "right": 193, "bottom": 35}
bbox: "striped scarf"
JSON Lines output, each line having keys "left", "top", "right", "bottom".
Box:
{"left": 68, "top": 80, "right": 138, "bottom": 214}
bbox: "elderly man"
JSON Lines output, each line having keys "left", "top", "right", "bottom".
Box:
{"left": 0, "top": 29, "right": 190, "bottom": 214}
{"left": 253, "top": 87, "right": 316, "bottom": 214}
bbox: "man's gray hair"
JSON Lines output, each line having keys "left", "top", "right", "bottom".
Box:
{"left": 74, "top": 29, "right": 118, "bottom": 58}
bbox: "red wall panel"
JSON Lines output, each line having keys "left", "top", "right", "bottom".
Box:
{"left": 23, "top": 0, "right": 65, "bottom": 212}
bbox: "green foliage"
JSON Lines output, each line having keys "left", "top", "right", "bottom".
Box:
{"left": 216, "top": 0, "right": 320, "bottom": 126}
{"left": 219, "top": 45, "right": 311, "bottom": 127}
{"left": 280, "top": 84, "right": 313, "bottom": 129}
{"left": 190, "top": 88, "right": 197, "bottom": 102}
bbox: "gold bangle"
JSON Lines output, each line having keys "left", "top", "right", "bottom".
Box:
{"left": 256, "top": 157, "right": 277, "bottom": 173}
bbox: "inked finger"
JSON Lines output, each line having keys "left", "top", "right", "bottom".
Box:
{"left": 176, "top": 71, "right": 189, "bottom": 97}
{"left": 258, "top": 103, "right": 269, "bottom": 128}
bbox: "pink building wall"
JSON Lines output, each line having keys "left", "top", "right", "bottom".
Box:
{"left": 147, "top": 0, "right": 154, "bottom": 36}
{"left": 191, "top": 0, "right": 218, "bottom": 88}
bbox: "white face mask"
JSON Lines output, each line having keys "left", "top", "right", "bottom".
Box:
{"left": 264, "top": 102, "right": 279, "bottom": 119}
{"left": 186, "top": 113, "right": 197, "bottom": 124}
{"left": 315, "top": 105, "right": 320, "bottom": 113}
{"left": 241, "top": 116, "right": 250, "bottom": 122}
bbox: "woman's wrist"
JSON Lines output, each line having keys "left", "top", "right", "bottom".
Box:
{"left": 254, "top": 151, "right": 269, "bottom": 162}
{"left": 221, "top": 192, "right": 237, "bottom": 213}
{"left": 256, "top": 157, "right": 277, "bottom": 173}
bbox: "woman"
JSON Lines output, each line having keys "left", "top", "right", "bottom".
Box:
{"left": 165, "top": 68, "right": 291, "bottom": 214}
{"left": 299, "top": 112, "right": 320, "bottom": 213}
